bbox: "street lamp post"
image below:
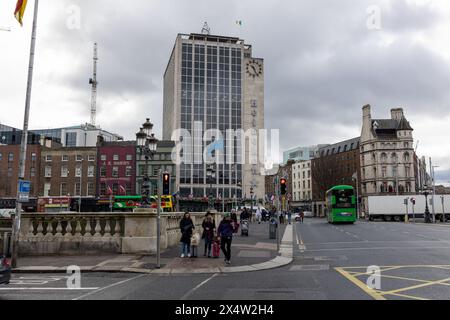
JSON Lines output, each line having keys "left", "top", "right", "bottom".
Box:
{"left": 136, "top": 118, "right": 160, "bottom": 268}
{"left": 423, "top": 186, "right": 431, "bottom": 223}
{"left": 441, "top": 195, "right": 446, "bottom": 223}
{"left": 206, "top": 165, "right": 216, "bottom": 211}
{"left": 250, "top": 187, "right": 254, "bottom": 221}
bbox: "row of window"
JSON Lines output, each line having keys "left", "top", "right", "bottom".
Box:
{"left": 44, "top": 165, "right": 95, "bottom": 178}
{"left": 362, "top": 165, "right": 411, "bottom": 179}
{"left": 45, "top": 154, "right": 95, "bottom": 162}
{"left": 293, "top": 191, "right": 312, "bottom": 201}
{"left": 293, "top": 170, "right": 311, "bottom": 180}
{"left": 43, "top": 182, "right": 95, "bottom": 197}
{"left": 0, "top": 152, "right": 37, "bottom": 162}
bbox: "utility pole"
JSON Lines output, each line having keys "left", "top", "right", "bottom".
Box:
{"left": 430, "top": 158, "right": 436, "bottom": 223}
{"left": 11, "top": 0, "right": 40, "bottom": 268}
{"left": 156, "top": 169, "right": 162, "bottom": 269}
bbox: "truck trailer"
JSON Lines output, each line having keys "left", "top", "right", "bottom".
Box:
{"left": 366, "top": 195, "right": 450, "bottom": 222}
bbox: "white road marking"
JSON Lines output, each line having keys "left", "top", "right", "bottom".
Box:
{"left": 180, "top": 273, "right": 218, "bottom": 300}
{"left": 72, "top": 273, "right": 148, "bottom": 300}
{"left": 305, "top": 246, "right": 450, "bottom": 252}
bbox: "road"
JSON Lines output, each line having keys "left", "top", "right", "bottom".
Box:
{"left": 2, "top": 219, "right": 450, "bottom": 300}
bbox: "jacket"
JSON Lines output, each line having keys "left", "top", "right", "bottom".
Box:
{"left": 180, "top": 218, "right": 194, "bottom": 243}
{"left": 218, "top": 219, "right": 235, "bottom": 238}
{"left": 202, "top": 220, "right": 216, "bottom": 240}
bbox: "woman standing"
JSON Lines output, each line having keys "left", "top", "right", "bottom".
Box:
{"left": 202, "top": 212, "right": 216, "bottom": 258}
{"left": 218, "top": 213, "right": 236, "bottom": 265}
{"left": 180, "top": 212, "right": 195, "bottom": 258}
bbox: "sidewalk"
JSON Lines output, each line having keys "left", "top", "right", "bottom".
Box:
{"left": 14, "top": 221, "right": 293, "bottom": 274}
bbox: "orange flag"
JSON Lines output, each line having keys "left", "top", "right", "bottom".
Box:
{"left": 14, "top": 0, "right": 28, "bottom": 26}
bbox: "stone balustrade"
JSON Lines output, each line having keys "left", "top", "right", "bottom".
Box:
{"left": 18, "top": 210, "right": 224, "bottom": 256}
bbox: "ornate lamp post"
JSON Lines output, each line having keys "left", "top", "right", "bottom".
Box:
{"left": 250, "top": 186, "right": 254, "bottom": 219}
{"left": 423, "top": 185, "right": 431, "bottom": 223}
{"left": 207, "top": 165, "right": 216, "bottom": 211}
{"left": 135, "top": 119, "right": 158, "bottom": 207}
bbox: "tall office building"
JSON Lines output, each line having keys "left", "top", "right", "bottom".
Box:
{"left": 163, "top": 31, "right": 265, "bottom": 202}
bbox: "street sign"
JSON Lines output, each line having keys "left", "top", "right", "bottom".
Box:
{"left": 18, "top": 180, "right": 31, "bottom": 203}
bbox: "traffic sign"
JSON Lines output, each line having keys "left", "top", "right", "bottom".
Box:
{"left": 18, "top": 180, "right": 31, "bottom": 203}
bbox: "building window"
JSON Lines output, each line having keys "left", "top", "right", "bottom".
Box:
{"left": 126, "top": 154, "right": 133, "bottom": 161}
{"left": 7, "top": 167, "right": 12, "bottom": 177}
{"left": 75, "top": 183, "right": 81, "bottom": 196}
{"left": 100, "top": 183, "right": 107, "bottom": 195}
{"left": 45, "top": 166, "right": 52, "bottom": 177}
{"left": 100, "top": 166, "right": 106, "bottom": 177}
{"left": 30, "top": 167, "right": 36, "bottom": 177}
{"left": 392, "top": 166, "right": 398, "bottom": 178}
{"left": 126, "top": 184, "right": 132, "bottom": 195}
{"left": 76, "top": 155, "right": 83, "bottom": 162}
{"left": 65, "top": 132, "right": 77, "bottom": 147}
{"left": 112, "top": 166, "right": 119, "bottom": 177}
{"left": 88, "top": 155, "right": 95, "bottom": 161}
{"left": 61, "top": 165, "right": 69, "bottom": 177}
{"left": 101, "top": 154, "right": 107, "bottom": 161}
{"left": 8, "top": 153, "right": 14, "bottom": 162}
{"left": 75, "top": 165, "right": 82, "bottom": 177}
{"left": 46, "top": 155, "right": 52, "bottom": 162}
{"left": 87, "top": 183, "right": 95, "bottom": 196}
{"left": 405, "top": 166, "right": 410, "bottom": 178}
{"left": 60, "top": 183, "right": 67, "bottom": 196}
{"left": 112, "top": 183, "right": 119, "bottom": 195}
{"left": 62, "top": 155, "right": 69, "bottom": 162}
{"left": 404, "top": 152, "right": 410, "bottom": 163}
{"left": 113, "top": 154, "right": 119, "bottom": 161}
{"left": 126, "top": 166, "right": 132, "bottom": 177}
{"left": 31, "top": 153, "right": 37, "bottom": 162}
{"left": 382, "top": 166, "right": 387, "bottom": 178}
{"left": 0, "top": 153, "right": 2, "bottom": 161}
{"left": 88, "top": 165, "right": 95, "bottom": 177}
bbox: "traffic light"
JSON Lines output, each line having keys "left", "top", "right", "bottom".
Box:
{"left": 162, "top": 173, "right": 170, "bottom": 195}
{"left": 280, "top": 178, "right": 287, "bottom": 195}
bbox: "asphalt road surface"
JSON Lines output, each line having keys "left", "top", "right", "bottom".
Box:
{"left": 2, "top": 219, "right": 450, "bottom": 300}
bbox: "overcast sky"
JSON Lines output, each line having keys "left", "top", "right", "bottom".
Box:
{"left": 1, "top": 0, "right": 449, "bottom": 185}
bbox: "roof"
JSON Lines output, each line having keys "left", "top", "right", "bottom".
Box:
{"left": 319, "top": 137, "right": 360, "bottom": 156}
{"left": 372, "top": 117, "right": 413, "bottom": 132}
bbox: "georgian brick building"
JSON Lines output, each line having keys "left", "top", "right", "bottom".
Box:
{"left": 97, "top": 140, "right": 136, "bottom": 197}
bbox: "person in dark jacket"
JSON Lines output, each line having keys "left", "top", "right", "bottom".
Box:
{"left": 240, "top": 208, "right": 250, "bottom": 221}
{"left": 202, "top": 212, "right": 216, "bottom": 257}
{"left": 180, "top": 212, "right": 195, "bottom": 258}
{"left": 218, "top": 213, "right": 236, "bottom": 265}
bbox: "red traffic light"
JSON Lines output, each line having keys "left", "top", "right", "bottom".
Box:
{"left": 163, "top": 173, "right": 170, "bottom": 182}
{"left": 280, "top": 178, "right": 287, "bottom": 185}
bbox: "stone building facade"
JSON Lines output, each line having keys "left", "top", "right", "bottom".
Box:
{"left": 360, "top": 105, "right": 417, "bottom": 212}
{"left": 291, "top": 160, "right": 313, "bottom": 208}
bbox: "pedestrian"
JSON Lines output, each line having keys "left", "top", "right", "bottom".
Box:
{"left": 202, "top": 212, "right": 216, "bottom": 258}
{"left": 230, "top": 209, "right": 238, "bottom": 224}
{"left": 240, "top": 207, "right": 250, "bottom": 221}
{"left": 179, "top": 212, "right": 195, "bottom": 258}
{"left": 300, "top": 211, "right": 304, "bottom": 223}
{"left": 287, "top": 211, "right": 292, "bottom": 225}
{"left": 217, "top": 212, "right": 237, "bottom": 265}
{"left": 279, "top": 212, "right": 284, "bottom": 224}
{"left": 256, "top": 206, "right": 262, "bottom": 224}
{"left": 190, "top": 231, "right": 200, "bottom": 258}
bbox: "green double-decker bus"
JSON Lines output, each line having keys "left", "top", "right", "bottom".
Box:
{"left": 325, "top": 185, "right": 357, "bottom": 224}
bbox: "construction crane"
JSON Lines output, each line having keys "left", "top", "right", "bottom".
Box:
{"left": 89, "top": 43, "right": 98, "bottom": 126}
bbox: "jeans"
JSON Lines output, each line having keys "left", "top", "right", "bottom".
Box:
{"left": 204, "top": 238, "right": 212, "bottom": 256}
{"left": 181, "top": 242, "right": 190, "bottom": 255}
{"left": 220, "top": 236, "right": 232, "bottom": 261}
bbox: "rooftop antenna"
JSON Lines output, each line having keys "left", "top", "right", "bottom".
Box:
{"left": 201, "top": 22, "right": 210, "bottom": 35}
{"left": 89, "top": 42, "right": 98, "bottom": 126}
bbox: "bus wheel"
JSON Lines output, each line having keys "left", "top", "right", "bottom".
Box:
{"left": 393, "top": 215, "right": 401, "bottom": 222}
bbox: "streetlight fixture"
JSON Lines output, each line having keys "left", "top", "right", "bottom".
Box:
{"left": 136, "top": 118, "right": 161, "bottom": 269}
{"left": 423, "top": 185, "right": 431, "bottom": 223}
{"left": 135, "top": 119, "right": 158, "bottom": 207}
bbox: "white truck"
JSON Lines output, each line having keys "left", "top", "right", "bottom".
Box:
{"left": 366, "top": 195, "right": 450, "bottom": 222}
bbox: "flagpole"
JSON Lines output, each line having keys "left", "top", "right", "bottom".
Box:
{"left": 11, "top": 0, "right": 40, "bottom": 268}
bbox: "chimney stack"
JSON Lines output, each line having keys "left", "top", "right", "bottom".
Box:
{"left": 391, "top": 108, "right": 404, "bottom": 120}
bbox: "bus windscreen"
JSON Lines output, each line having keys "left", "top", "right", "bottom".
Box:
{"left": 333, "top": 189, "right": 354, "bottom": 208}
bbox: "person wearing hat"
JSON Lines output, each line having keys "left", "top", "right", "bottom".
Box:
{"left": 217, "top": 212, "right": 236, "bottom": 265}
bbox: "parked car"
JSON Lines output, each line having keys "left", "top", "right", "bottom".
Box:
{"left": 0, "top": 255, "right": 11, "bottom": 285}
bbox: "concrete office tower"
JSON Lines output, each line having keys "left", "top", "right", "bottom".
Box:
{"left": 163, "top": 32, "right": 265, "bottom": 202}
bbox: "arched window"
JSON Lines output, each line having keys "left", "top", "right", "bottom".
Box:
{"left": 404, "top": 152, "right": 410, "bottom": 163}
{"left": 391, "top": 153, "right": 398, "bottom": 164}
{"left": 381, "top": 153, "right": 387, "bottom": 163}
